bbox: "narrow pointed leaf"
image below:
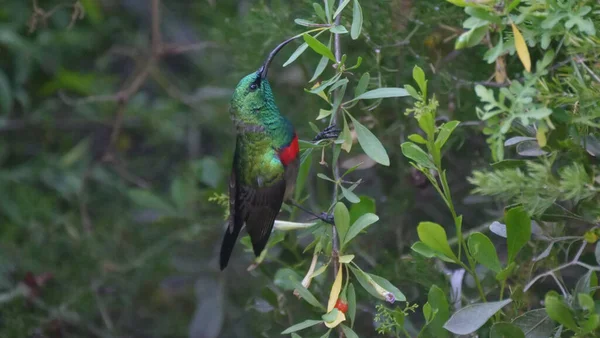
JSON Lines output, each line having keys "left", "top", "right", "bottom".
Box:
{"left": 303, "top": 34, "right": 336, "bottom": 62}
{"left": 354, "top": 72, "right": 370, "bottom": 97}
{"left": 282, "top": 320, "right": 323, "bottom": 334}
{"left": 348, "top": 88, "right": 409, "bottom": 102}
{"left": 333, "top": 0, "right": 351, "bottom": 20}
{"left": 341, "top": 325, "right": 359, "bottom": 338}
{"left": 327, "top": 265, "right": 344, "bottom": 312}
{"left": 334, "top": 202, "right": 350, "bottom": 244}
{"left": 343, "top": 213, "right": 378, "bottom": 247}
{"left": 310, "top": 56, "right": 329, "bottom": 82}
{"left": 292, "top": 281, "right": 326, "bottom": 310}
{"left": 511, "top": 23, "right": 531, "bottom": 72}
{"left": 351, "top": 0, "right": 363, "bottom": 40}
{"left": 348, "top": 114, "right": 390, "bottom": 166}
{"left": 283, "top": 43, "right": 309, "bottom": 67}
{"left": 347, "top": 283, "right": 356, "bottom": 327}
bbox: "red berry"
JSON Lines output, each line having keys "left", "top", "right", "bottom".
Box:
{"left": 334, "top": 299, "right": 348, "bottom": 313}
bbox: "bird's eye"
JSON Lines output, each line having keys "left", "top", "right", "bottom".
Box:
{"left": 249, "top": 83, "right": 258, "bottom": 91}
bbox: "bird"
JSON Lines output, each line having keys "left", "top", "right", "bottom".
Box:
{"left": 219, "top": 37, "right": 338, "bottom": 270}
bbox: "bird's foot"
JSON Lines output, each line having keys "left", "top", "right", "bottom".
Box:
{"left": 313, "top": 124, "right": 341, "bottom": 142}
{"left": 319, "top": 212, "right": 335, "bottom": 225}
{"left": 289, "top": 201, "right": 335, "bottom": 225}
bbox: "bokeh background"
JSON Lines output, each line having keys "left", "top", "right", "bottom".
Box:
{"left": 0, "top": 0, "right": 504, "bottom": 337}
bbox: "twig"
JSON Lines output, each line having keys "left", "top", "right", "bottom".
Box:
{"left": 331, "top": 1, "right": 344, "bottom": 337}
{"left": 523, "top": 241, "right": 590, "bottom": 294}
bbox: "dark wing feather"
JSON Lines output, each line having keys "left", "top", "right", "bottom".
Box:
{"left": 219, "top": 154, "right": 242, "bottom": 270}
{"left": 240, "top": 180, "right": 286, "bottom": 257}
{"left": 220, "top": 142, "right": 287, "bottom": 270}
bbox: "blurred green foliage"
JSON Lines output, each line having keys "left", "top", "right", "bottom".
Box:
{"left": 2, "top": 0, "right": 597, "bottom": 337}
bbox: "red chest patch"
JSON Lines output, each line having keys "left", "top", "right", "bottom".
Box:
{"left": 279, "top": 134, "right": 299, "bottom": 166}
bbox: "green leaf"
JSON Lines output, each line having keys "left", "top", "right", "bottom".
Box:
{"left": 401, "top": 142, "right": 435, "bottom": 169}
{"left": 455, "top": 25, "right": 488, "bottom": 49}
{"left": 349, "top": 196, "right": 375, "bottom": 224}
{"left": 505, "top": 206, "right": 531, "bottom": 263}
{"left": 0, "top": 70, "right": 13, "bottom": 115}
{"left": 348, "top": 114, "right": 390, "bottom": 166}
{"left": 347, "top": 283, "right": 356, "bottom": 327}
{"left": 468, "top": 232, "right": 502, "bottom": 273}
{"left": 413, "top": 66, "right": 427, "bottom": 97}
{"left": 435, "top": 121, "right": 460, "bottom": 149}
{"left": 348, "top": 266, "right": 381, "bottom": 299}
{"left": 313, "top": 3, "right": 327, "bottom": 22}
{"left": 444, "top": 299, "right": 513, "bottom": 335}
{"left": 544, "top": 292, "right": 577, "bottom": 330}
{"left": 417, "top": 222, "right": 458, "bottom": 261}
{"left": 354, "top": 72, "right": 370, "bottom": 97}
{"left": 341, "top": 325, "right": 359, "bottom": 338}
{"left": 341, "top": 114, "right": 352, "bottom": 152}
{"left": 404, "top": 84, "right": 420, "bottom": 100}
{"left": 294, "top": 153, "right": 312, "bottom": 202}
{"left": 334, "top": 202, "right": 350, "bottom": 244}
{"left": 343, "top": 213, "right": 378, "bottom": 248}
{"left": 283, "top": 43, "right": 309, "bottom": 67}
{"left": 333, "top": 0, "right": 351, "bottom": 19}
{"left": 411, "top": 241, "right": 450, "bottom": 260}
{"left": 274, "top": 268, "right": 303, "bottom": 290}
{"left": 322, "top": 308, "right": 339, "bottom": 322}
{"left": 350, "top": 0, "right": 363, "bottom": 40}
{"left": 295, "top": 19, "right": 317, "bottom": 26}
{"left": 369, "top": 273, "right": 406, "bottom": 302}
{"left": 281, "top": 320, "right": 323, "bottom": 334}
{"left": 445, "top": 0, "right": 467, "bottom": 6}
{"left": 310, "top": 56, "right": 329, "bottom": 82}
{"left": 292, "top": 280, "right": 326, "bottom": 310}
{"left": 408, "top": 134, "right": 427, "bottom": 144}
{"left": 578, "top": 293, "right": 594, "bottom": 311}
{"left": 490, "top": 323, "right": 525, "bottom": 338}
{"left": 340, "top": 185, "right": 360, "bottom": 203}
{"left": 330, "top": 25, "right": 348, "bottom": 34}
{"left": 317, "top": 109, "right": 333, "bottom": 120}
{"left": 303, "top": 34, "right": 336, "bottom": 62}
{"left": 426, "top": 285, "right": 450, "bottom": 338}
{"left": 349, "top": 87, "right": 409, "bottom": 102}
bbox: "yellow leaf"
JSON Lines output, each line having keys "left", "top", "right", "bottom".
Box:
{"left": 327, "top": 265, "right": 343, "bottom": 312}
{"left": 324, "top": 310, "right": 346, "bottom": 328}
{"left": 536, "top": 127, "right": 547, "bottom": 148}
{"left": 511, "top": 23, "right": 531, "bottom": 72}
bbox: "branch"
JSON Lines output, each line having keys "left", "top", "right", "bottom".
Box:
{"left": 331, "top": 1, "right": 344, "bottom": 337}
{"left": 330, "top": 0, "right": 343, "bottom": 282}
{"left": 523, "top": 241, "right": 592, "bottom": 296}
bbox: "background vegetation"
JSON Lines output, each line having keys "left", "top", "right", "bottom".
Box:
{"left": 0, "top": 0, "right": 598, "bottom": 337}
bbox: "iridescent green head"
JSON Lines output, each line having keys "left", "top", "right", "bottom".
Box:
{"left": 230, "top": 37, "right": 296, "bottom": 124}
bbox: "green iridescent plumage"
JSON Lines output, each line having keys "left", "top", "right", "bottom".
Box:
{"left": 220, "top": 39, "right": 299, "bottom": 270}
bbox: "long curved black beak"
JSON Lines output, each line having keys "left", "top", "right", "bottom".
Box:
{"left": 258, "top": 36, "right": 297, "bottom": 80}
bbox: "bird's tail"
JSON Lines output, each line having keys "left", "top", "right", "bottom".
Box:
{"left": 219, "top": 225, "right": 241, "bottom": 270}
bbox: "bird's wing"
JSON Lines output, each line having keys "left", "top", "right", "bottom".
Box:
{"left": 238, "top": 178, "right": 286, "bottom": 256}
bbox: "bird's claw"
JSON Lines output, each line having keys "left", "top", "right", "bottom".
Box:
{"left": 313, "top": 124, "right": 341, "bottom": 142}
{"left": 319, "top": 212, "right": 335, "bottom": 225}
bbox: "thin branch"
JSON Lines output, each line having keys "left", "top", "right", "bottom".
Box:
{"left": 331, "top": 1, "right": 344, "bottom": 337}
{"left": 523, "top": 241, "right": 590, "bottom": 293}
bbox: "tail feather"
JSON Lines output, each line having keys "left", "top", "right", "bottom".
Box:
{"left": 219, "top": 226, "right": 242, "bottom": 270}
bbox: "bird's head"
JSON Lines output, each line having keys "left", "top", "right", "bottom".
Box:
{"left": 230, "top": 37, "right": 296, "bottom": 125}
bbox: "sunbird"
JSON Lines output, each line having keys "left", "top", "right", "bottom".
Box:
{"left": 219, "top": 37, "right": 338, "bottom": 270}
